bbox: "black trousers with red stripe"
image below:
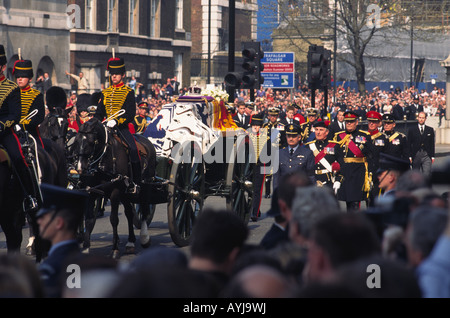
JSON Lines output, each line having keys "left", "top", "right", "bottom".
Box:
{"left": 252, "top": 164, "right": 265, "bottom": 218}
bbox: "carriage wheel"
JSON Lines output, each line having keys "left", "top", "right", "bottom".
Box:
{"left": 167, "top": 143, "right": 205, "bottom": 247}
{"left": 225, "top": 144, "right": 254, "bottom": 224}
{"left": 133, "top": 203, "right": 156, "bottom": 229}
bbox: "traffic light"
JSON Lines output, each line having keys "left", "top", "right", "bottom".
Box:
{"left": 224, "top": 41, "right": 264, "bottom": 90}
{"left": 242, "top": 42, "right": 264, "bottom": 89}
{"left": 322, "top": 49, "right": 331, "bottom": 89}
{"left": 307, "top": 45, "right": 325, "bottom": 90}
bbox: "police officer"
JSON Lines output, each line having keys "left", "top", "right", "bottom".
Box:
{"left": 405, "top": 95, "right": 424, "bottom": 120}
{"left": 95, "top": 56, "right": 141, "bottom": 194}
{"left": 0, "top": 45, "right": 38, "bottom": 212}
{"left": 332, "top": 111, "right": 373, "bottom": 211}
{"left": 13, "top": 58, "right": 46, "bottom": 149}
{"left": 133, "top": 101, "right": 149, "bottom": 134}
{"left": 304, "top": 121, "right": 342, "bottom": 188}
{"left": 273, "top": 124, "right": 315, "bottom": 190}
{"left": 382, "top": 113, "right": 410, "bottom": 160}
{"left": 301, "top": 108, "right": 320, "bottom": 143}
{"left": 366, "top": 111, "right": 387, "bottom": 206}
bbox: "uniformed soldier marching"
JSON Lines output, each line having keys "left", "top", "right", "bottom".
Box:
{"left": 249, "top": 114, "right": 270, "bottom": 222}
{"left": 133, "top": 101, "right": 149, "bottom": 134}
{"left": 382, "top": 113, "right": 410, "bottom": 160}
{"left": 13, "top": 59, "right": 46, "bottom": 149}
{"left": 332, "top": 111, "right": 373, "bottom": 212}
{"left": 273, "top": 124, "right": 315, "bottom": 190}
{"left": 262, "top": 107, "right": 284, "bottom": 198}
{"left": 304, "top": 121, "right": 342, "bottom": 188}
{"left": 95, "top": 56, "right": 141, "bottom": 194}
{"left": 300, "top": 108, "right": 320, "bottom": 143}
{"left": 366, "top": 111, "right": 387, "bottom": 206}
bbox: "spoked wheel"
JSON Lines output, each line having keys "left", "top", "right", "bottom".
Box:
{"left": 167, "top": 142, "right": 205, "bottom": 247}
{"left": 133, "top": 203, "right": 156, "bottom": 229}
{"left": 226, "top": 142, "right": 254, "bottom": 224}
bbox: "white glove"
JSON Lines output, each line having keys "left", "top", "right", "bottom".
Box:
{"left": 333, "top": 181, "right": 341, "bottom": 195}
{"left": 106, "top": 120, "right": 117, "bottom": 128}
{"left": 15, "top": 124, "right": 21, "bottom": 132}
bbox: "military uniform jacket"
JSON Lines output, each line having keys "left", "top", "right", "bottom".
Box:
{"left": 300, "top": 121, "right": 315, "bottom": 143}
{"left": 273, "top": 145, "right": 315, "bottom": 190}
{"left": 262, "top": 121, "right": 286, "bottom": 149}
{"left": 383, "top": 130, "right": 409, "bottom": 160}
{"left": 405, "top": 103, "right": 424, "bottom": 120}
{"left": 0, "top": 76, "right": 21, "bottom": 133}
{"left": 249, "top": 129, "right": 271, "bottom": 167}
{"left": 19, "top": 86, "right": 45, "bottom": 134}
{"left": 95, "top": 83, "right": 135, "bottom": 128}
{"left": 333, "top": 129, "right": 373, "bottom": 202}
{"left": 133, "top": 115, "right": 148, "bottom": 134}
{"left": 305, "top": 139, "right": 342, "bottom": 187}
{"left": 369, "top": 129, "right": 387, "bottom": 174}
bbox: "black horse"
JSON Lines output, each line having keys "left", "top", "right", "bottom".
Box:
{"left": 69, "top": 117, "right": 156, "bottom": 258}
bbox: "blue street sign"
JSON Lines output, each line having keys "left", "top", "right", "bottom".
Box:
{"left": 261, "top": 52, "right": 295, "bottom": 88}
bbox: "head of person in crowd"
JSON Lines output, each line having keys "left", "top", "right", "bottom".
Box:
{"left": 326, "top": 255, "right": 422, "bottom": 298}
{"left": 312, "top": 121, "right": 329, "bottom": 141}
{"left": 289, "top": 186, "right": 341, "bottom": 247}
{"left": 244, "top": 102, "right": 254, "bottom": 116}
{"left": 12, "top": 59, "right": 33, "bottom": 89}
{"left": 285, "top": 105, "right": 296, "bottom": 119}
{"left": 221, "top": 264, "right": 296, "bottom": 298}
{"left": 36, "top": 184, "right": 88, "bottom": 246}
{"left": 45, "top": 86, "right": 68, "bottom": 112}
{"left": 382, "top": 113, "right": 396, "bottom": 132}
{"left": 285, "top": 124, "right": 302, "bottom": 148}
{"left": 343, "top": 111, "right": 359, "bottom": 133}
{"left": 404, "top": 206, "right": 448, "bottom": 268}
{"left": 107, "top": 56, "right": 126, "bottom": 85}
{"left": 376, "top": 153, "right": 411, "bottom": 196}
{"left": 417, "top": 111, "right": 427, "bottom": 125}
{"left": 250, "top": 113, "right": 264, "bottom": 134}
{"left": 277, "top": 170, "right": 312, "bottom": 223}
{"left": 188, "top": 209, "right": 249, "bottom": 282}
{"left": 236, "top": 100, "right": 245, "bottom": 115}
{"left": 306, "top": 108, "right": 319, "bottom": 123}
{"left": 366, "top": 110, "right": 382, "bottom": 133}
{"left": 303, "top": 213, "right": 381, "bottom": 284}
{"left": 267, "top": 108, "right": 279, "bottom": 124}
{"left": 137, "top": 101, "right": 149, "bottom": 117}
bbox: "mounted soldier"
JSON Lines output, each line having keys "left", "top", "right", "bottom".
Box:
{"left": 94, "top": 54, "right": 141, "bottom": 194}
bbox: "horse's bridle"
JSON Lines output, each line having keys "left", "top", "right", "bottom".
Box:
{"left": 77, "top": 124, "right": 109, "bottom": 173}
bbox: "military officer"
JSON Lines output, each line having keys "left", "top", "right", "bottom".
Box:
{"left": 249, "top": 114, "right": 270, "bottom": 222}
{"left": 13, "top": 58, "right": 46, "bottom": 149}
{"left": 0, "top": 45, "right": 38, "bottom": 212}
{"left": 405, "top": 95, "right": 424, "bottom": 120}
{"left": 273, "top": 124, "right": 315, "bottom": 190}
{"left": 366, "top": 111, "right": 387, "bottom": 206}
{"left": 95, "top": 56, "right": 141, "bottom": 194}
{"left": 304, "top": 121, "right": 342, "bottom": 188}
{"left": 382, "top": 113, "right": 410, "bottom": 160}
{"left": 262, "top": 107, "right": 284, "bottom": 198}
{"left": 300, "top": 108, "right": 320, "bottom": 143}
{"left": 332, "top": 111, "right": 373, "bottom": 211}
{"left": 133, "top": 101, "right": 149, "bottom": 134}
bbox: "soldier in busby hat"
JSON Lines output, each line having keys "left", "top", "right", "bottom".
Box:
{"left": 0, "top": 45, "right": 39, "bottom": 213}
{"left": 94, "top": 54, "right": 141, "bottom": 194}
{"left": 13, "top": 57, "right": 46, "bottom": 149}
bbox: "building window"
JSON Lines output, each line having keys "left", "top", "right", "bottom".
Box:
{"left": 175, "top": 53, "right": 183, "bottom": 86}
{"left": 175, "top": 0, "right": 183, "bottom": 30}
{"left": 86, "top": 0, "right": 96, "bottom": 31}
{"left": 150, "top": 0, "right": 160, "bottom": 37}
{"left": 108, "top": 0, "right": 117, "bottom": 32}
{"left": 129, "top": 0, "right": 138, "bottom": 34}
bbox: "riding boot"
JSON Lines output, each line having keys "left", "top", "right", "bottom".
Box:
{"left": 128, "top": 161, "right": 142, "bottom": 195}
{"left": 16, "top": 165, "right": 39, "bottom": 214}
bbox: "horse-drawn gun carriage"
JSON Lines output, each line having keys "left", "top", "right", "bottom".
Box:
{"left": 66, "top": 87, "right": 258, "bottom": 257}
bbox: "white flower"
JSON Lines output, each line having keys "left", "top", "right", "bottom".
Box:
{"left": 201, "top": 86, "right": 229, "bottom": 102}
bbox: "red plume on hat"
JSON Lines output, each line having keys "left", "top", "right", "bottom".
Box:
{"left": 12, "top": 59, "right": 25, "bottom": 75}
{"left": 332, "top": 162, "right": 340, "bottom": 172}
